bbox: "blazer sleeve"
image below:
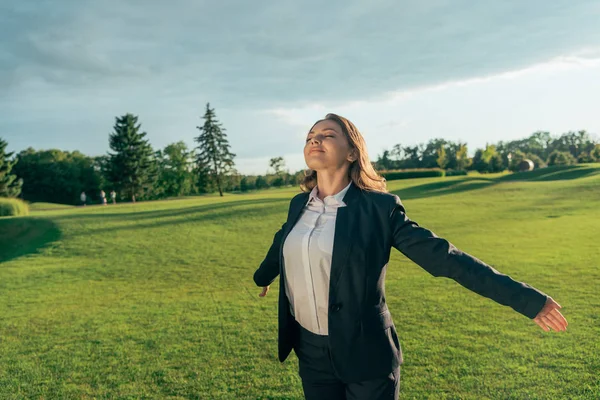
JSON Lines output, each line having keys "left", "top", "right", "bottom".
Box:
{"left": 253, "top": 221, "right": 287, "bottom": 287}
{"left": 388, "top": 194, "right": 548, "bottom": 319}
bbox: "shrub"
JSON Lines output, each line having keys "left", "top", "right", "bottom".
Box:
{"left": 577, "top": 152, "right": 595, "bottom": 163}
{"left": 547, "top": 151, "right": 576, "bottom": 166}
{"left": 0, "top": 197, "right": 30, "bottom": 217}
{"left": 489, "top": 154, "right": 505, "bottom": 173}
{"left": 591, "top": 144, "right": 600, "bottom": 161}
{"left": 255, "top": 175, "right": 269, "bottom": 189}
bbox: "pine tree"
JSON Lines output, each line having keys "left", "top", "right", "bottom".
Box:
{"left": 106, "top": 114, "right": 155, "bottom": 202}
{"left": 0, "top": 138, "right": 22, "bottom": 197}
{"left": 194, "top": 103, "right": 236, "bottom": 196}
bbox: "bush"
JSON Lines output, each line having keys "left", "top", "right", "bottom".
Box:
{"left": 509, "top": 152, "right": 546, "bottom": 171}
{"left": 525, "top": 153, "right": 547, "bottom": 169}
{"left": 577, "top": 152, "right": 595, "bottom": 163}
{"left": 489, "top": 154, "right": 505, "bottom": 173}
{"left": 591, "top": 144, "right": 600, "bottom": 161}
{"left": 547, "top": 150, "right": 576, "bottom": 166}
{"left": 445, "top": 169, "right": 468, "bottom": 176}
{"left": 0, "top": 197, "right": 30, "bottom": 217}
{"left": 255, "top": 175, "right": 269, "bottom": 189}
{"left": 380, "top": 168, "right": 445, "bottom": 181}
{"left": 508, "top": 150, "right": 526, "bottom": 172}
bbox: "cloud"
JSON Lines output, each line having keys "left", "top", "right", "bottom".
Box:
{"left": 2, "top": 0, "right": 600, "bottom": 173}
{"left": 3, "top": 0, "right": 600, "bottom": 104}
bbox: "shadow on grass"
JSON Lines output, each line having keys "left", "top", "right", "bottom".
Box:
{"left": 61, "top": 198, "right": 291, "bottom": 237}
{"left": 390, "top": 165, "right": 599, "bottom": 200}
{"left": 52, "top": 197, "right": 290, "bottom": 223}
{"left": 0, "top": 217, "right": 62, "bottom": 263}
{"left": 392, "top": 179, "right": 494, "bottom": 200}
{"left": 497, "top": 165, "right": 600, "bottom": 182}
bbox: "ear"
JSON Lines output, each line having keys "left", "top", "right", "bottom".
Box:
{"left": 347, "top": 150, "right": 357, "bottom": 162}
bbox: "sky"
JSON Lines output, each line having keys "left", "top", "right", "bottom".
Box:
{"left": 2, "top": 0, "right": 600, "bottom": 175}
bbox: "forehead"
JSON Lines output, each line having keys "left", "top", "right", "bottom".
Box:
{"left": 309, "top": 119, "right": 342, "bottom": 134}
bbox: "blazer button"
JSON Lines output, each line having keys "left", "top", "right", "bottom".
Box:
{"left": 329, "top": 303, "right": 342, "bottom": 312}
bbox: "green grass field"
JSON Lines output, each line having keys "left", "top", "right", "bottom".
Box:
{"left": 1, "top": 165, "right": 599, "bottom": 399}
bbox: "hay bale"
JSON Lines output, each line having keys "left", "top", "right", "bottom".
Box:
{"left": 519, "top": 159, "right": 535, "bottom": 172}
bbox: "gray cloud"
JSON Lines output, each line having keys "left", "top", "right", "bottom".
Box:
{"left": 2, "top": 0, "right": 600, "bottom": 165}
{"left": 4, "top": 0, "right": 600, "bottom": 103}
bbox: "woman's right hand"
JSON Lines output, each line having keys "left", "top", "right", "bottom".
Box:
{"left": 259, "top": 286, "right": 270, "bottom": 297}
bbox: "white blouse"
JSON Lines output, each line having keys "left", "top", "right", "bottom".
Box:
{"left": 282, "top": 181, "right": 352, "bottom": 335}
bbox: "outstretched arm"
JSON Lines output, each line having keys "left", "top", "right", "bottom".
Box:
{"left": 388, "top": 194, "right": 562, "bottom": 326}
{"left": 253, "top": 222, "right": 286, "bottom": 288}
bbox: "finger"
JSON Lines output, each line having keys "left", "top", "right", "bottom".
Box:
{"left": 547, "top": 309, "right": 569, "bottom": 330}
{"left": 541, "top": 315, "right": 561, "bottom": 332}
{"left": 550, "top": 309, "right": 568, "bottom": 328}
{"left": 540, "top": 315, "right": 556, "bottom": 331}
{"left": 544, "top": 312, "right": 566, "bottom": 331}
{"left": 533, "top": 318, "right": 550, "bottom": 332}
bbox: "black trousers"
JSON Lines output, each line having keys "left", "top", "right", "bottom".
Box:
{"left": 292, "top": 319, "right": 400, "bottom": 400}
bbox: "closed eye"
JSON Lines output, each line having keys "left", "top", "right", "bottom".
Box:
{"left": 306, "top": 135, "right": 334, "bottom": 142}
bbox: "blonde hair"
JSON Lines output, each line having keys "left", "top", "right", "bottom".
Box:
{"left": 300, "top": 113, "right": 387, "bottom": 193}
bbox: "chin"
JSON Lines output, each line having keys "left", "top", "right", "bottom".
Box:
{"left": 305, "top": 160, "right": 325, "bottom": 171}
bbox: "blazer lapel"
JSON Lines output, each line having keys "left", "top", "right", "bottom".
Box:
{"left": 329, "top": 181, "right": 360, "bottom": 293}
{"left": 279, "top": 192, "right": 309, "bottom": 274}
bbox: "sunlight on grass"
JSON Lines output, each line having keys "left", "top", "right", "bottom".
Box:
{"left": 0, "top": 165, "right": 599, "bottom": 398}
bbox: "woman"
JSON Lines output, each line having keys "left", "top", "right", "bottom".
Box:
{"left": 253, "top": 113, "right": 567, "bottom": 400}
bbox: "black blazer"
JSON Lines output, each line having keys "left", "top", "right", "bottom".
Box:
{"left": 253, "top": 181, "right": 548, "bottom": 383}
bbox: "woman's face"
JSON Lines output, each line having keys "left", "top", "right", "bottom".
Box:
{"left": 304, "top": 119, "right": 354, "bottom": 171}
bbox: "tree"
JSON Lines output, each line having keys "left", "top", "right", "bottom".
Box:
{"left": 391, "top": 144, "right": 403, "bottom": 164}
{"left": 471, "top": 150, "right": 487, "bottom": 173}
{"left": 194, "top": 103, "right": 236, "bottom": 197}
{"left": 525, "top": 153, "right": 547, "bottom": 169}
{"left": 591, "top": 144, "right": 600, "bottom": 161}
{"left": 455, "top": 143, "right": 470, "bottom": 171}
{"left": 269, "top": 157, "right": 286, "bottom": 175}
{"left": 374, "top": 149, "right": 394, "bottom": 171}
{"left": 421, "top": 138, "right": 448, "bottom": 168}
{"left": 472, "top": 144, "right": 501, "bottom": 173}
{"left": 156, "top": 141, "right": 195, "bottom": 198}
{"left": 547, "top": 150, "right": 576, "bottom": 166}
{"left": 577, "top": 152, "right": 595, "bottom": 163}
{"left": 508, "top": 150, "right": 526, "bottom": 172}
{"left": 255, "top": 175, "right": 268, "bottom": 190}
{"left": 489, "top": 154, "right": 505, "bottom": 173}
{"left": 106, "top": 113, "right": 155, "bottom": 203}
{"left": 436, "top": 146, "right": 448, "bottom": 169}
{"left": 0, "top": 138, "right": 22, "bottom": 197}
{"left": 12, "top": 148, "right": 101, "bottom": 204}
{"left": 402, "top": 145, "right": 422, "bottom": 168}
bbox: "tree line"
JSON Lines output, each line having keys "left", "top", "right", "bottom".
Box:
{"left": 0, "top": 104, "right": 302, "bottom": 205}
{"left": 373, "top": 130, "right": 600, "bottom": 173}
{"left": 1, "top": 105, "right": 599, "bottom": 205}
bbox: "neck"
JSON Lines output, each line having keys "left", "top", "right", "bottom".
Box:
{"left": 315, "top": 168, "right": 351, "bottom": 200}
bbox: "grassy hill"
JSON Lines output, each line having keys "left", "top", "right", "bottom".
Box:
{"left": 0, "top": 165, "right": 599, "bottom": 399}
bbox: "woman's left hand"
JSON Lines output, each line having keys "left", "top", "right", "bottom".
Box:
{"left": 533, "top": 297, "right": 568, "bottom": 332}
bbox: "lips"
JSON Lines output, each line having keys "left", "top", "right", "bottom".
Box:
{"left": 309, "top": 149, "right": 325, "bottom": 154}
